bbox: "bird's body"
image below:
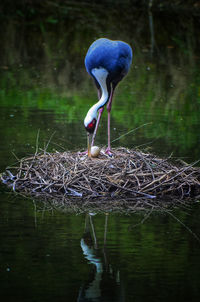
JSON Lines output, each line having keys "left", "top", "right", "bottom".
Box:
{"left": 85, "top": 38, "right": 132, "bottom": 88}
{"left": 84, "top": 38, "right": 132, "bottom": 156}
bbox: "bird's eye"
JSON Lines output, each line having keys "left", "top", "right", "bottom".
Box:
{"left": 85, "top": 118, "right": 96, "bottom": 133}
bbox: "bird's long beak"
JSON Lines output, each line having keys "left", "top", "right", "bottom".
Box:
{"left": 87, "top": 133, "right": 92, "bottom": 158}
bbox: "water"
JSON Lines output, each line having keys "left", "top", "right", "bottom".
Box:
{"left": 1, "top": 194, "right": 200, "bottom": 301}
{"left": 1, "top": 4, "right": 200, "bottom": 301}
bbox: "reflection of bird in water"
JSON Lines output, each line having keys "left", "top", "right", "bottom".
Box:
{"left": 77, "top": 213, "right": 125, "bottom": 302}
{"left": 84, "top": 38, "right": 132, "bottom": 157}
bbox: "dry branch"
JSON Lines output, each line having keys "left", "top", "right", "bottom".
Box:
{"left": 1, "top": 148, "right": 200, "bottom": 206}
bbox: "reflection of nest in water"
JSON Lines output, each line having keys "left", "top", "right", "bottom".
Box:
{"left": 1, "top": 148, "right": 200, "bottom": 210}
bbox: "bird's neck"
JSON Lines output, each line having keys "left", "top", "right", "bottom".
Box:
{"left": 85, "top": 68, "right": 109, "bottom": 122}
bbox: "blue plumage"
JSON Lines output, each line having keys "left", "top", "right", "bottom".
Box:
{"left": 85, "top": 38, "right": 132, "bottom": 88}
{"left": 84, "top": 38, "right": 133, "bottom": 156}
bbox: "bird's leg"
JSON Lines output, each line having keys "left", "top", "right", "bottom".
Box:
{"left": 91, "top": 107, "right": 104, "bottom": 147}
{"left": 106, "top": 87, "right": 114, "bottom": 156}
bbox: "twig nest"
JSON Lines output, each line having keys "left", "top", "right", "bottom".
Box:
{"left": 91, "top": 146, "right": 100, "bottom": 158}
{"left": 1, "top": 148, "right": 200, "bottom": 206}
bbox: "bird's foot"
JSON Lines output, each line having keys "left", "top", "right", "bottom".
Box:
{"left": 78, "top": 150, "right": 88, "bottom": 156}
{"left": 78, "top": 150, "right": 94, "bottom": 158}
{"left": 105, "top": 148, "right": 113, "bottom": 157}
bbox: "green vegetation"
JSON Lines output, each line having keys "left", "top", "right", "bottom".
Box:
{"left": 0, "top": 0, "right": 200, "bottom": 167}
{"left": 1, "top": 52, "right": 200, "bottom": 164}
{"left": 0, "top": 4, "right": 200, "bottom": 300}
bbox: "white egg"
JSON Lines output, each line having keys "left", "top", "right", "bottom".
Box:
{"left": 91, "top": 146, "right": 100, "bottom": 158}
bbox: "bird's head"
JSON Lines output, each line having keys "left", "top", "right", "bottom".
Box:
{"left": 84, "top": 117, "right": 97, "bottom": 133}
{"left": 84, "top": 112, "right": 97, "bottom": 157}
{"left": 84, "top": 112, "right": 97, "bottom": 134}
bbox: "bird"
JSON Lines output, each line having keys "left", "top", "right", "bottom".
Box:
{"left": 84, "top": 38, "right": 133, "bottom": 157}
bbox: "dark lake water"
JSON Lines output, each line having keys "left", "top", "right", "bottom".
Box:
{"left": 1, "top": 4, "right": 200, "bottom": 301}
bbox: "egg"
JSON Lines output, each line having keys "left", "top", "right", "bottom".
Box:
{"left": 91, "top": 146, "right": 100, "bottom": 158}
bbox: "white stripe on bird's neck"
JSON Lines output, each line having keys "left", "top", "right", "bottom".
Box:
{"left": 84, "top": 67, "right": 109, "bottom": 127}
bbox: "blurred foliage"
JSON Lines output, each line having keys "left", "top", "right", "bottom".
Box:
{"left": 0, "top": 0, "right": 200, "bottom": 168}
{"left": 0, "top": 0, "right": 200, "bottom": 18}
{"left": 0, "top": 4, "right": 200, "bottom": 299}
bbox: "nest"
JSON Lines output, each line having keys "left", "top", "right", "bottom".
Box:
{"left": 1, "top": 148, "right": 200, "bottom": 211}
